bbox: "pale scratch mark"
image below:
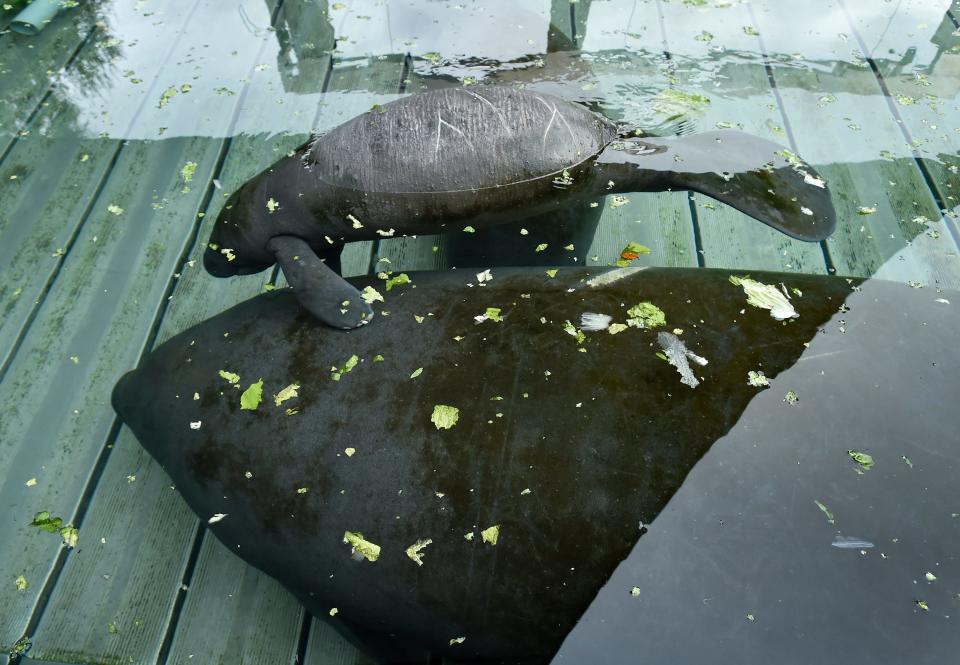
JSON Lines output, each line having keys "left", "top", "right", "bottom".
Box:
{"left": 460, "top": 89, "right": 512, "bottom": 135}
{"left": 798, "top": 350, "right": 846, "bottom": 362}
{"left": 532, "top": 95, "right": 553, "bottom": 112}
{"left": 553, "top": 104, "right": 577, "bottom": 142}
{"left": 436, "top": 112, "right": 476, "bottom": 156}
{"left": 542, "top": 107, "right": 558, "bottom": 149}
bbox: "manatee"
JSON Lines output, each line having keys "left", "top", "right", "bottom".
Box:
{"left": 202, "top": 87, "right": 836, "bottom": 328}
{"left": 103, "top": 265, "right": 922, "bottom": 664}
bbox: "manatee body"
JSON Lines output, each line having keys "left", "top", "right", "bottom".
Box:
{"left": 202, "top": 87, "right": 837, "bottom": 328}
{"left": 113, "top": 266, "right": 873, "bottom": 663}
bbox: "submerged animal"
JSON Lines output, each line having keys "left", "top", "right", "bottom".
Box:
{"left": 202, "top": 87, "right": 836, "bottom": 328}
{"left": 106, "top": 265, "right": 929, "bottom": 664}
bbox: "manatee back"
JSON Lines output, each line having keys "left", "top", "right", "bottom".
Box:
{"left": 308, "top": 87, "right": 618, "bottom": 193}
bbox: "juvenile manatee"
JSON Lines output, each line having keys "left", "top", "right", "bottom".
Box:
{"left": 112, "top": 266, "right": 877, "bottom": 663}
{"left": 202, "top": 87, "right": 836, "bottom": 328}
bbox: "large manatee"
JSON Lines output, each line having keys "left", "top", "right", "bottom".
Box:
{"left": 111, "top": 267, "right": 957, "bottom": 663}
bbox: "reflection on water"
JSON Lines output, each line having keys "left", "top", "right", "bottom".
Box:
{"left": 1, "top": 0, "right": 959, "bottom": 662}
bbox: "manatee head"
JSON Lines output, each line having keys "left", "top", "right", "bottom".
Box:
{"left": 203, "top": 189, "right": 275, "bottom": 278}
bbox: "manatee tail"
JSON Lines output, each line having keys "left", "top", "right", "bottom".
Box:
{"left": 602, "top": 131, "right": 836, "bottom": 242}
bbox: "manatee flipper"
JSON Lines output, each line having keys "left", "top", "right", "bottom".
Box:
{"left": 267, "top": 235, "right": 373, "bottom": 329}
{"left": 602, "top": 131, "right": 836, "bottom": 242}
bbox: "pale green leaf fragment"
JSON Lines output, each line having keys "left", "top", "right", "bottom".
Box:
{"left": 729, "top": 276, "right": 798, "bottom": 320}
{"left": 373, "top": 354, "right": 385, "bottom": 362}
{"left": 814, "top": 500, "right": 835, "bottom": 524}
{"left": 30, "top": 511, "right": 62, "bottom": 533}
{"left": 902, "top": 455, "right": 913, "bottom": 468}
{"left": 481, "top": 524, "right": 501, "bottom": 545}
{"left": 15, "top": 575, "right": 28, "bottom": 591}
{"left": 652, "top": 89, "right": 710, "bottom": 117}
{"left": 483, "top": 307, "right": 502, "bottom": 322}
{"left": 847, "top": 449, "right": 874, "bottom": 471}
{"left": 608, "top": 323, "right": 628, "bottom": 335}
{"left": 266, "top": 197, "right": 280, "bottom": 213}
{"left": 431, "top": 404, "right": 459, "bottom": 430}
{"left": 747, "top": 370, "right": 769, "bottom": 387}
{"left": 925, "top": 571, "right": 937, "bottom": 582}
{"left": 626, "top": 302, "right": 666, "bottom": 329}
{"left": 784, "top": 390, "right": 799, "bottom": 405}
{"left": 463, "top": 225, "right": 476, "bottom": 233}
{"left": 331, "top": 355, "right": 360, "bottom": 381}
{"left": 774, "top": 149, "right": 804, "bottom": 168}
{"left": 610, "top": 195, "right": 629, "bottom": 208}
{"left": 107, "top": 204, "right": 124, "bottom": 216}
{"left": 857, "top": 206, "right": 877, "bottom": 215}
{"left": 630, "top": 586, "right": 641, "bottom": 597}
{"left": 343, "top": 531, "right": 380, "bottom": 562}
{"left": 274, "top": 383, "right": 300, "bottom": 406}
{"left": 240, "top": 378, "right": 264, "bottom": 410}
{"left": 535, "top": 243, "right": 549, "bottom": 252}
{"left": 916, "top": 600, "right": 929, "bottom": 611}
{"left": 545, "top": 269, "right": 559, "bottom": 278}
{"left": 60, "top": 525, "right": 79, "bottom": 548}
{"left": 219, "top": 370, "right": 240, "bottom": 384}
{"left": 562, "top": 320, "right": 586, "bottom": 344}
{"left": 405, "top": 538, "right": 433, "bottom": 566}
{"left": 743, "top": 25, "right": 759, "bottom": 35}
{"left": 361, "top": 285, "right": 384, "bottom": 303}
{"left": 385, "top": 273, "right": 412, "bottom": 291}
{"left": 410, "top": 367, "right": 423, "bottom": 379}
{"left": 181, "top": 161, "right": 197, "bottom": 182}
{"left": 450, "top": 636, "right": 466, "bottom": 646}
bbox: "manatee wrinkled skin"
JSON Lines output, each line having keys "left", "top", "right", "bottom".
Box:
{"left": 112, "top": 266, "right": 872, "bottom": 663}
{"left": 202, "top": 87, "right": 837, "bottom": 329}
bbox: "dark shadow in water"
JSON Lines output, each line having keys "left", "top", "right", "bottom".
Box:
{"left": 553, "top": 274, "right": 960, "bottom": 665}
{"left": 112, "top": 266, "right": 885, "bottom": 663}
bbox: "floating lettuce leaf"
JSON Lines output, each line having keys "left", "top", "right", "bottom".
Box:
{"left": 657, "top": 332, "right": 707, "bottom": 388}
{"left": 432, "top": 404, "right": 460, "bottom": 429}
{"left": 385, "top": 273, "right": 412, "bottom": 291}
{"left": 405, "top": 538, "right": 433, "bottom": 566}
{"left": 180, "top": 161, "right": 197, "bottom": 182}
{"left": 343, "top": 531, "right": 381, "bottom": 562}
{"left": 848, "top": 450, "right": 874, "bottom": 471}
{"left": 814, "top": 500, "right": 835, "bottom": 524}
{"left": 30, "top": 511, "right": 62, "bottom": 533}
{"left": 580, "top": 312, "right": 612, "bottom": 331}
{"left": 15, "top": 575, "right": 28, "bottom": 591}
{"left": 60, "top": 526, "right": 79, "bottom": 548}
{"left": 652, "top": 88, "right": 710, "bottom": 117}
{"left": 274, "top": 383, "right": 300, "bottom": 407}
{"left": 240, "top": 379, "right": 264, "bottom": 410}
{"left": 481, "top": 524, "right": 501, "bottom": 545}
{"left": 562, "top": 320, "right": 586, "bottom": 344}
{"left": 361, "top": 286, "right": 384, "bottom": 304}
{"left": 729, "top": 276, "right": 798, "bottom": 320}
{"left": 747, "top": 370, "right": 769, "bottom": 387}
{"left": 218, "top": 370, "right": 240, "bottom": 385}
{"left": 331, "top": 355, "right": 360, "bottom": 381}
{"left": 627, "top": 302, "right": 666, "bottom": 329}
